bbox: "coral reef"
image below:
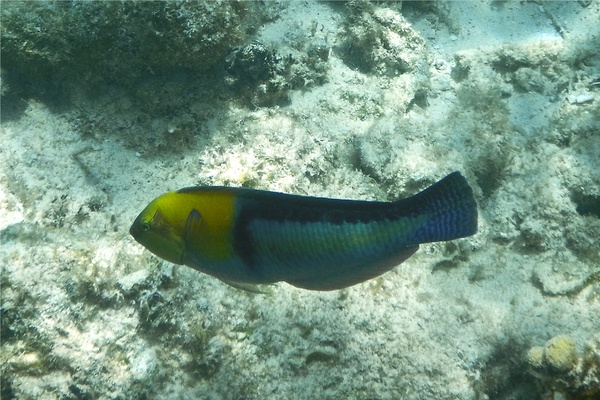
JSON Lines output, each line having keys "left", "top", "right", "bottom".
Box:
{"left": 0, "top": 1, "right": 272, "bottom": 97}
{"left": 527, "top": 335, "right": 600, "bottom": 399}
{"left": 225, "top": 41, "right": 329, "bottom": 107}
{"left": 340, "top": 1, "right": 428, "bottom": 77}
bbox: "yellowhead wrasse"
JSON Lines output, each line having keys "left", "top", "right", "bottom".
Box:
{"left": 130, "top": 171, "right": 478, "bottom": 291}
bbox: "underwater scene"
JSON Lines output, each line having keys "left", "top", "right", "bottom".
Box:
{"left": 1, "top": 1, "right": 599, "bottom": 399}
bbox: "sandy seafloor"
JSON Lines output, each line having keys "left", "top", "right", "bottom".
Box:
{"left": 1, "top": 1, "right": 600, "bottom": 399}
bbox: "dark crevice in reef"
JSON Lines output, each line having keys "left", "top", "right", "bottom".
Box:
{"left": 472, "top": 339, "right": 540, "bottom": 400}
{"left": 571, "top": 191, "right": 600, "bottom": 219}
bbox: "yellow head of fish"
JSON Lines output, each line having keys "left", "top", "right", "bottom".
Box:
{"left": 129, "top": 193, "right": 187, "bottom": 265}
{"left": 130, "top": 188, "right": 237, "bottom": 268}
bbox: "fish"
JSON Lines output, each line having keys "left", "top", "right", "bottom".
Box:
{"left": 129, "top": 171, "right": 478, "bottom": 291}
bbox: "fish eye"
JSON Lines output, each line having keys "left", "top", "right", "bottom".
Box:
{"left": 141, "top": 222, "right": 150, "bottom": 232}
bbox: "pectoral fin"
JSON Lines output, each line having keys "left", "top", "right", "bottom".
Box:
{"left": 183, "top": 212, "right": 266, "bottom": 294}
{"left": 181, "top": 209, "right": 207, "bottom": 266}
{"left": 185, "top": 209, "right": 206, "bottom": 241}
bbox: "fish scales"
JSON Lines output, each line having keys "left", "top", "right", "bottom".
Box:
{"left": 245, "top": 218, "right": 403, "bottom": 276}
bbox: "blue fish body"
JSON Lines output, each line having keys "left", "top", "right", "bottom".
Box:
{"left": 130, "top": 171, "right": 478, "bottom": 290}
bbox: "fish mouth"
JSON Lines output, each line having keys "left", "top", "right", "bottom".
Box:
{"left": 129, "top": 215, "right": 142, "bottom": 240}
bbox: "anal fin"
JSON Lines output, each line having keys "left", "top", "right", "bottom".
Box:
{"left": 219, "top": 279, "right": 267, "bottom": 294}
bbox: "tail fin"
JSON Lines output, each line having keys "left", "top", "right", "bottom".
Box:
{"left": 400, "top": 171, "right": 478, "bottom": 244}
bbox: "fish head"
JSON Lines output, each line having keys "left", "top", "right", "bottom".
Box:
{"left": 130, "top": 195, "right": 186, "bottom": 265}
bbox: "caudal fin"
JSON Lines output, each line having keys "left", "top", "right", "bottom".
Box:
{"left": 400, "top": 171, "right": 478, "bottom": 244}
